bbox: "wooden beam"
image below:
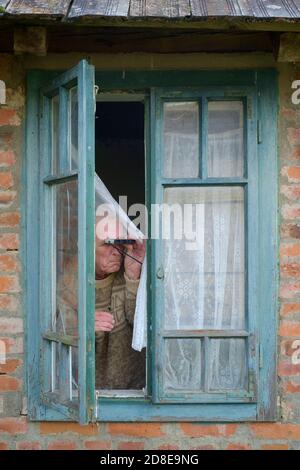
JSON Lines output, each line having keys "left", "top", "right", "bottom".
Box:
{"left": 277, "top": 32, "right": 300, "bottom": 61}
{"left": 46, "top": 27, "right": 274, "bottom": 54}
{"left": 23, "top": 52, "right": 276, "bottom": 71}
{"left": 14, "top": 26, "right": 47, "bottom": 56}
{"left": 65, "top": 17, "right": 300, "bottom": 33}
{"left": 1, "top": 14, "right": 300, "bottom": 33}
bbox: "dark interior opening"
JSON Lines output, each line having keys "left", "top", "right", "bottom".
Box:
{"left": 95, "top": 101, "right": 145, "bottom": 208}
{"left": 95, "top": 100, "right": 146, "bottom": 392}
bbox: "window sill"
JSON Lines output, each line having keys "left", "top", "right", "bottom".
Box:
{"left": 96, "top": 389, "right": 146, "bottom": 399}
{"left": 96, "top": 397, "right": 258, "bottom": 422}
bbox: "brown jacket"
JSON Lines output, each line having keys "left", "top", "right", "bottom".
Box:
{"left": 56, "top": 262, "right": 146, "bottom": 390}
{"left": 95, "top": 269, "right": 146, "bottom": 390}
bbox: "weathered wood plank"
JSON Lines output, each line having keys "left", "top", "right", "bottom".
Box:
{"left": 190, "top": 0, "right": 261, "bottom": 17}
{"left": 167, "top": 0, "right": 191, "bottom": 17}
{"left": 69, "top": 0, "right": 130, "bottom": 17}
{"left": 237, "top": 0, "right": 294, "bottom": 18}
{"left": 3, "top": 0, "right": 300, "bottom": 19}
{"left": 206, "top": 0, "right": 232, "bottom": 17}
{"left": 237, "top": 0, "right": 265, "bottom": 17}
{"left": 287, "top": 0, "right": 300, "bottom": 16}
{"left": 226, "top": 0, "right": 243, "bottom": 16}
{"left": 129, "top": 0, "right": 190, "bottom": 17}
{"left": 128, "top": 0, "right": 144, "bottom": 16}
{"left": 189, "top": 0, "right": 208, "bottom": 16}
{"left": 262, "top": 0, "right": 296, "bottom": 18}
{"left": 7, "top": 0, "right": 71, "bottom": 16}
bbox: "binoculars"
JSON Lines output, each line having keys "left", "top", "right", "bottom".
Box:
{"left": 105, "top": 239, "right": 135, "bottom": 245}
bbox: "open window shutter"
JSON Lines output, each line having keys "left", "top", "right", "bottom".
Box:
{"left": 38, "top": 60, "right": 95, "bottom": 423}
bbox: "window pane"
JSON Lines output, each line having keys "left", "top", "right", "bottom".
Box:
{"left": 51, "top": 341, "right": 56, "bottom": 392}
{"left": 51, "top": 180, "right": 78, "bottom": 401}
{"left": 70, "top": 87, "right": 78, "bottom": 171}
{"left": 163, "top": 339, "right": 202, "bottom": 392}
{"left": 52, "top": 342, "right": 73, "bottom": 401}
{"left": 208, "top": 339, "right": 247, "bottom": 390}
{"left": 52, "top": 95, "right": 59, "bottom": 174}
{"left": 163, "top": 186, "right": 245, "bottom": 330}
{"left": 207, "top": 101, "right": 244, "bottom": 178}
{"left": 71, "top": 346, "right": 79, "bottom": 399}
{"left": 54, "top": 180, "right": 78, "bottom": 337}
{"left": 163, "top": 102, "right": 199, "bottom": 178}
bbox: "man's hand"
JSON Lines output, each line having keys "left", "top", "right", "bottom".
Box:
{"left": 124, "top": 239, "right": 146, "bottom": 280}
{"left": 95, "top": 310, "right": 115, "bottom": 332}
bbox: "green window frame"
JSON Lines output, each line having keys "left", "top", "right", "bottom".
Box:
{"left": 25, "top": 66, "right": 278, "bottom": 422}
{"left": 152, "top": 89, "right": 257, "bottom": 405}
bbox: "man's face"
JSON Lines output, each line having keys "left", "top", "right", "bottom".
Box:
{"left": 95, "top": 214, "right": 125, "bottom": 275}
{"left": 95, "top": 239, "right": 123, "bottom": 275}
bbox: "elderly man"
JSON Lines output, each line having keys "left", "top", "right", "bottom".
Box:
{"left": 94, "top": 215, "right": 146, "bottom": 390}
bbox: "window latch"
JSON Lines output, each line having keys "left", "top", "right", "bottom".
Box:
{"left": 156, "top": 266, "right": 164, "bottom": 280}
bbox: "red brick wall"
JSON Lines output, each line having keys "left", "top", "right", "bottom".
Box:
{"left": 277, "top": 64, "right": 300, "bottom": 431}
{"left": 0, "top": 55, "right": 300, "bottom": 450}
{"left": 0, "top": 56, "right": 23, "bottom": 442}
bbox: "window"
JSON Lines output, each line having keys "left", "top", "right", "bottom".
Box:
{"left": 152, "top": 93, "right": 256, "bottom": 404}
{"left": 95, "top": 98, "right": 147, "bottom": 395}
{"left": 27, "top": 61, "right": 95, "bottom": 423}
{"left": 26, "top": 63, "right": 278, "bottom": 423}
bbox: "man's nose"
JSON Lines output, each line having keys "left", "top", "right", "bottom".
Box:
{"left": 111, "top": 247, "right": 122, "bottom": 257}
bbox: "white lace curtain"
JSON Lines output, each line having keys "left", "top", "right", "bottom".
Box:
{"left": 163, "top": 107, "right": 247, "bottom": 393}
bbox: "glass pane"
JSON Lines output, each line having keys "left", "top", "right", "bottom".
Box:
{"left": 51, "top": 341, "right": 56, "bottom": 392}
{"left": 163, "top": 102, "right": 199, "bottom": 178}
{"left": 51, "top": 180, "right": 78, "bottom": 401}
{"left": 70, "top": 87, "right": 78, "bottom": 171}
{"left": 208, "top": 339, "right": 247, "bottom": 390}
{"left": 207, "top": 101, "right": 244, "bottom": 178}
{"left": 54, "top": 180, "right": 78, "bottom": 337}
{"left": 163, "top": 186, "right": 245, "bottom": 330}
{"left": 71, "top": 346, "right": 79, "bottom": 399}
{"left": 52, "top": 342, "right": 73, "bottom": 401}
{"left": 163, "top": 339, "right": 202, "bottom": 392}
{"left": 52, "top": 95, "right": 59, "bottom": 174}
